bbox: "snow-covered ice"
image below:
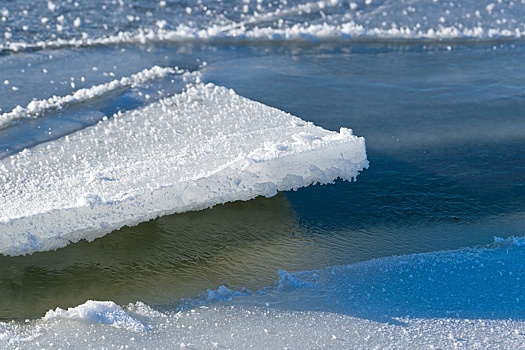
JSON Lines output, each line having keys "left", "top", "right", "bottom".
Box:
{"left": 0, "top": 82, "right": 368, "bottom": 256}
{"left": 2, "top": 0, "right": 525, "bottom": 54}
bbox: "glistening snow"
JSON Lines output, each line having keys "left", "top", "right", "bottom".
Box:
{"left": 0, "top": 83, "right": 368, "bottom": 256}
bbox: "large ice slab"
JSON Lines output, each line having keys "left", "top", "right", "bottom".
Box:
{"left": 0, "top": 83, "right": 368, "bottom": 256}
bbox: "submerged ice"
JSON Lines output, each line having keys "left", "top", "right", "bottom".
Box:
{"left": 0, "top": 82, "right": 368, "bottom": 256}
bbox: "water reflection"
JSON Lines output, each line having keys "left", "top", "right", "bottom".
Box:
{"left": 2, "top": 179, "right": 524, "bottom": 321}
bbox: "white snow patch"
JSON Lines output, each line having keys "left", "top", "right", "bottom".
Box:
{"left": 44, "top": 301, "right": 150, "bottom": 332}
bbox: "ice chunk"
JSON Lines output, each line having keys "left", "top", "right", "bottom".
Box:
{"left": 0, "top": 83, "right": 368, "bottom": 256}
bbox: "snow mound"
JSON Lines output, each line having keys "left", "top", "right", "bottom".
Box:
{"left": 0, "top": 83, "right": 367, "bottom": 256}
{"left": 44, "top": 301, "right": 149, "bottom": 333}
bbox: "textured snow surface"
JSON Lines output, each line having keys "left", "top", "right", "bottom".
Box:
{"left": 0, "top": 83, "right": 368, "bottom": 256}
{"left": 6, "top": 302, "right": 525, "bottom": 349}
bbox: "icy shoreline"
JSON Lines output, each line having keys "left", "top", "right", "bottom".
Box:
{"left": 4, "top": 236, "right": 525, "bottom": 348}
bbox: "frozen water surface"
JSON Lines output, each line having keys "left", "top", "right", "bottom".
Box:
{"left": 1, "top": 0, "right": 525, "bottom": 348}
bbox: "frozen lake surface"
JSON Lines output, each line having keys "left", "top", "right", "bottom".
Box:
{"left": 1, "top": 0, "right": 525, "bottom": 348}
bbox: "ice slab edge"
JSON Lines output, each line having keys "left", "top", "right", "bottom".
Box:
{"left": 0, "top": 83, "right": 368, "bottom": 256}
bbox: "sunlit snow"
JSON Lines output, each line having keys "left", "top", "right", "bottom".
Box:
{"left": 0, "top": 83, "right": 368, "bottom": 256}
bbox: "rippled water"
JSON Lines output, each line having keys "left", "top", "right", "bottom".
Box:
{"left": 2, "top": 42, "right": 524, "bottom": 317}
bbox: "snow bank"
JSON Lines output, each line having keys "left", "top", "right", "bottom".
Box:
{"left": 0, "top": 83, "right": 368, "bottom": 256}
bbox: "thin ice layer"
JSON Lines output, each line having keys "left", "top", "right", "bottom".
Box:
{"left": 0, "top": 83, "right": 368, "bottom": 256}
{"left": 4, "top": 237, "right": 525, "bottom": 348}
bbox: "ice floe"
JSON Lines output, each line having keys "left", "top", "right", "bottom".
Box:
{"left": 0, "top": 82, "right": 368, "bottom": 256}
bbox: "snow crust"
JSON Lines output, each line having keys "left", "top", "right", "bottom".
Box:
{"left": 0, "top": 83, "right": 368, "bottom": 256}
{"left": 6, "top": 302, "right": 525, "bottom": 349}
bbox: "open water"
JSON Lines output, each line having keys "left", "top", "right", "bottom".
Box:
{"left": 1, "top": 0, "right": 525, "bottom": 348}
